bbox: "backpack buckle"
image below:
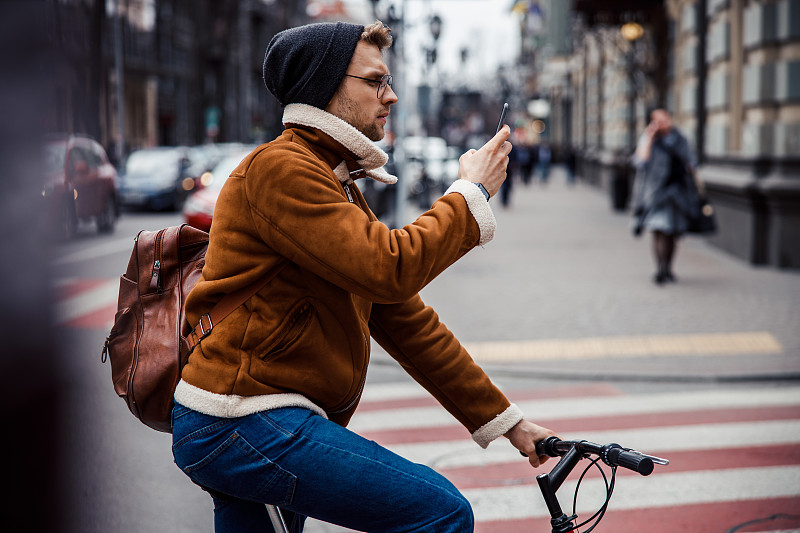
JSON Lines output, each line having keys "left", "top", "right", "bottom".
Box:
{"left": 198, "top": 314, "right": 213, "bottom": 339}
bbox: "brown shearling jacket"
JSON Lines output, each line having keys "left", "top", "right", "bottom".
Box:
{"left": 177, "top": 104, "right": 523, "bottom": 448}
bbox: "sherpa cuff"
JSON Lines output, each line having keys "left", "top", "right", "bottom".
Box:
{"left": 174, "top": 380, "right": 329, "bottom": 420}
{"left": 471, "top": 403, "right": 525, "bottom": 449}
{"left": 445, "top": 179, "right": 497, "bottom": 246}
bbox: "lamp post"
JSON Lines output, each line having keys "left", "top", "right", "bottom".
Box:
{"left": 386, "top": 2, "right": 408, "bottom": 228}
{"left": 621, "top": 22, "right": 643, "bottom": 150}
{"left": 421, "top": 14, "right": 442, "bottom": 136}
{"left": 113, "top": 0, "right": 126, "bottom": 166}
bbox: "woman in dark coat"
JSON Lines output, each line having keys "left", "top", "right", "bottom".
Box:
{"left": 630, "top": 109, "right": 699, "bottom": 285}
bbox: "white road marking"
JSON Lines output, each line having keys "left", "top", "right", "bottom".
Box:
{"left": 349, "top": 386, "right": 800, "bottom": 433}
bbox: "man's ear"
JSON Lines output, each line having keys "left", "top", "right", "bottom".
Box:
{"left": 325, "top": 83, "right": 347, "bottom": 117}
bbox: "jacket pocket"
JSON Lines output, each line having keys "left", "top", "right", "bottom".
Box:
{"left": 257, "top": 299, "right": 314, "bottom": 360}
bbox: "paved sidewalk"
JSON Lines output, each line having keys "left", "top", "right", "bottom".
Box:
{"left": 391, "top": 166, "right": 800, "bottom": 381}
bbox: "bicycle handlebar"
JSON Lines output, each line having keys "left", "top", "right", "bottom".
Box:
{"left": 533, "top": 437, "right": 669, "bottom": 532}
{"left": 535, "top": 436, "right": 669, "bottom": 476}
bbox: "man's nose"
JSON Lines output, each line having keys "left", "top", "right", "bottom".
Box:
{"left": 382, "top": 85, "right": 398, "bottom": 104}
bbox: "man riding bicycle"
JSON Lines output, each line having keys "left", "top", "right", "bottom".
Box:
{"left": 171, "top": 19, "right": 555, "bottom": 532}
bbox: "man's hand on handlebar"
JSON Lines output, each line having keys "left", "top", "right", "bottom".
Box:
{"left": 504, "top": 419, "right": 558, "bottom": 468}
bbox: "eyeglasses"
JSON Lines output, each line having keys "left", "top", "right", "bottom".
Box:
{"left": 344, "top": 73, "right": 393, "bottom": 99}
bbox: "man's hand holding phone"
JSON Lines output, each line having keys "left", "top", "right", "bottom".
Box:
{"left": 496, "top": 102, "right": 509, "bottom": 134}
{"left": 458, "top": 104, "right": 512, "bottom": 198}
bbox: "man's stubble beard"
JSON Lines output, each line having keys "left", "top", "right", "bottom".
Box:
{"left": 336, "top": 90, "right": 384, "bottom": 142}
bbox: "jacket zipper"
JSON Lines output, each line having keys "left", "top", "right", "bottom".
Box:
{"left": 342, "top": 161, "right": 365, "bottom": 205}
{"left": 342, "top": 179, "right": 355, "bottom": 203}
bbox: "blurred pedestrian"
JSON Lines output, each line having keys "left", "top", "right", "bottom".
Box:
{"left": 171, "top": 20, "right": 555, "bottom": 533}
{"left": 500, "top": 132, "right": 529, "bottom": 207}
{"left": 630, "top": 108, "right": 699, "bottom": 285}
{"left": 537, "top": 141, "right": 552, "bottom": 184}
{"left": 499, "top": 151, "right": 514, "bottom": 207}
{"left": 519, "top": 141, "right": 535, "bottom": 185}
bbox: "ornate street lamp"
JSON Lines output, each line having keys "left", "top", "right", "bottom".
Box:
{"left": 620, "top": 22, "right": 644, "bottom": 43}
{"left": 425, "top": 14, "right": 442, "bottom": 66}
{"left": 430, "top": 14, "right": 442, "bottom": 42}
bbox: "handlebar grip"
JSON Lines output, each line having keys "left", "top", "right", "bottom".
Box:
{"left": 605, "top": 446, "right": 654, "bottom": 476}
{"left": 535, "top": 436, "right": 560, "bottom": 457}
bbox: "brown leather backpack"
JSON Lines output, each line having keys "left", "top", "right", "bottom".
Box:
{"left": 101, "top": 224, "right": 284, "bottom": 432}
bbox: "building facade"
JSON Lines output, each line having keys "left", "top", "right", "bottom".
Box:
{"left": 534, "top": 0, "right": 799, "bottom": 268}
{"left": 689, "top": 0, "right": 800, "bottom": 268}
{"left": 45, "top": 0, "right": 310, "bottom": 163}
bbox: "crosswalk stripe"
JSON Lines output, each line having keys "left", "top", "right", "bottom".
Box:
{"left": 357, "top": 382, "right": 624, "bottom": 412}
{"left": 53, "top": 278, "right": 118, "bottom": 325}
{"left": 477, "top": 498, "right": 800, "bottom": 533}
{"left": 464, "top": 465, "right": 800, "bottom": 522}
{"left": 384, "top": 419, "right": 800, "bottom": 469}
{"left": 349, "top": 386, "right": 800, "bottom": 433}
{"left": 360, "top": 381, "right": 431, "bottom": 402}
{"left": 440, "top": 444, "right": 800, "bottom": 489}
{"left": 360, "top": 404, "right": 800, "bottom": 446}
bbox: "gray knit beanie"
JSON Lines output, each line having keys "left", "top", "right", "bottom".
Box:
{"left": 263, "top": 22, "right": 364, "bottom": 109}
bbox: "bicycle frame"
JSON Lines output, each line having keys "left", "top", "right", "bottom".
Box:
{"left": 267, "top": 504, "right": 289, "bottom": 532}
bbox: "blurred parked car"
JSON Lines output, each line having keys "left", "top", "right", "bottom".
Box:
{"left": 118, "top": 146, "right": 212, "bottom": 211}
{"left": 357, "top": 139, "right": 397, "bottom": 222}
{"left": 42, "top": 134, "right": 119, "bottom": 238}
{"left": 402, "top": 136, "right": 459, "bottom": 208}
{"left": 193, "top": 142, "right": 254, "bottom": 170}
{"left": 182, "top": 147, "right": 256, "bottom": 232}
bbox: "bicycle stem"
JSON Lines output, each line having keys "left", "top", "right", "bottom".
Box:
{"left": 536, "top": 446, "right": 584, "bottom": 532}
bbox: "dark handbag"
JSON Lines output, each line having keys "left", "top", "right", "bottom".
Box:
{"left": 658, "top": 140, "right": 717, "bottom": 235}
{"left": 687, "top": 196, "right": 717, "bottom": 234}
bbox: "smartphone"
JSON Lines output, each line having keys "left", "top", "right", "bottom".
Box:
{"left": 495, "top": 102, "right": 509, "bottom": 134}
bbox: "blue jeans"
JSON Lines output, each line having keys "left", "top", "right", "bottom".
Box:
{"left": 171, "top": 405, "right": 474, "bottom": 532}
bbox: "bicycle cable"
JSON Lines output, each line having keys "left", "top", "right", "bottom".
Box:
{"left": 570, "top": 457, "right": 617, "bottom": 533}
{"left": 725, "top": 513, "right": 800, "bottom": 533}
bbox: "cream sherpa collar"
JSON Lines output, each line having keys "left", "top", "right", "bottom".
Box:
{"left": 282, "top": 103, "right": 398, "bottom": 185}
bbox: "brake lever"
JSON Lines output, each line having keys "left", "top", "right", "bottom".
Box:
{"left": 641, "top": 453, "right": 670, "bottom": 466}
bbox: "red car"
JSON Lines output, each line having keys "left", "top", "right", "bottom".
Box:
{"left": 182, "top": 148, "right": 255, "bottom": 232}
{"left": 42, "top": 134, "right": 119, "bottom": 238}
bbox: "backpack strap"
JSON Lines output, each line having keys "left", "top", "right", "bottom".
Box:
{"left": 186, "top": 261, "right": 288, "bottom": 353}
